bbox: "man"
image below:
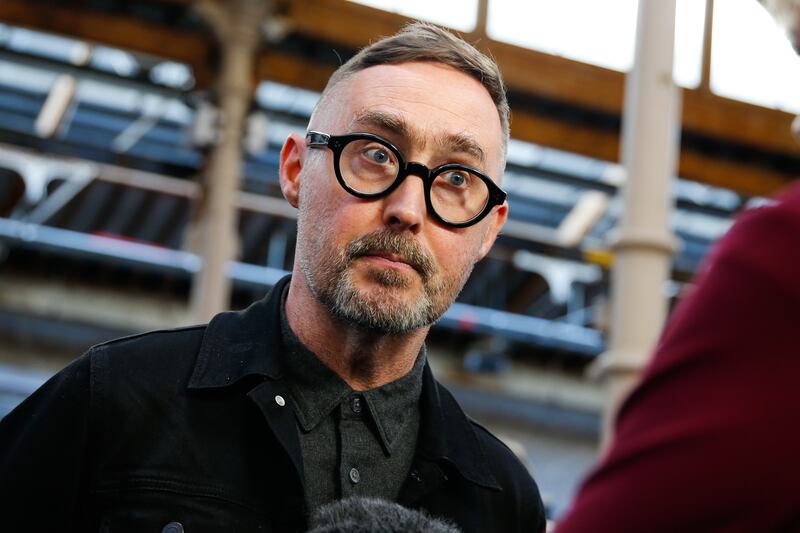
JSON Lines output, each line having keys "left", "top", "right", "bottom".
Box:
{"left": 0, "top": 23, "right": 545, "bottom": 532}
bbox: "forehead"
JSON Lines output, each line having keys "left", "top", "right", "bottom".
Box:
{"left": 318, "top": 62, "right": 505, "bottom": 172}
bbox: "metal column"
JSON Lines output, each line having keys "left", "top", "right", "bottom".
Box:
{"left": 594, "top": 0, "right": 682, "bottom": 448}
{"left": 189, "top": 0, "right": 267, "bottom": 323}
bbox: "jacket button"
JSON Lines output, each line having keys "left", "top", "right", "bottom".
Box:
{"left": 162, "top": 522, "right": 184, "bottom": 533}
{"left": 410, "top": 469, "right": 422, "bottom": 483}
{"left": 349, "top": 467, "right": 361, "bottom": 484}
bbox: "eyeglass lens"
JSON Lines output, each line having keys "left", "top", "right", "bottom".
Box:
{"left": 339, "top": 138, "right": 490, "bottom": 224}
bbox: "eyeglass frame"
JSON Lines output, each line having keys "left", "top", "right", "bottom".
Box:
{"left": 305, "top": 131, "right": 507, "bottom": 228}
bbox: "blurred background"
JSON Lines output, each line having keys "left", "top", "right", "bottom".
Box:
{"left": 0, "top": 0, "right": 798, "bottom": 519}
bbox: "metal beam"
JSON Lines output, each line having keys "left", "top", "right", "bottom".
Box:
{"left": 21, "top": 166, "right": 94, "bottom": 224}
{"left": 276, "top": 0, "right": 799, "bottom": 195}
{"left": 34, "top": 74, "right": 77, "bottom": 138}
{"left": 0, "top": 0, "right": 214, "bottom": 87}
{"left": 281, "top": 0, "right": 800, "bottom": 152}
{"left": 1, "top": 0, "right": 797, "bottom": 195}
{"left": 0, "top": 217, "right": 604, "bottom": 355}
{"left": 0, "top": 143, "right": 732, "bottom": 265}
{"left": 257, "top": 48, "right": 798, "bottom": 196}
{"left": 0, "top": 274, "right": 190, "bottom": 334}
{"left": 440, "top": 302, "right": 603, "bottom": 356}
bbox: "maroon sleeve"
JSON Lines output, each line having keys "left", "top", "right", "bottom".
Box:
{"left": 555, "top": 183, "right": 800, "bottom": 533}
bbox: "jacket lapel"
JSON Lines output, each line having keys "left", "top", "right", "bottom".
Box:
{"left": 185, "top": 276, "right": 308, "bottom": 524}
{"left": 247, "top": 379, "right": 304, "bottom": 485}
{"left": 398, "top": 362, "right": 501, "bottom": 506}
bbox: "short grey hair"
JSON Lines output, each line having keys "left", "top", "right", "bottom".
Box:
{"left": 320, "top": 22, "right": 510, "bottom": 147}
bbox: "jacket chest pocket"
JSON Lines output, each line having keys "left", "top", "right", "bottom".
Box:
{"left": 93, "top": 482, "right": 280, "bottom": 533}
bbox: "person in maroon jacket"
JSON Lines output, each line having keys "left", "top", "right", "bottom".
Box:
{"left": 556, "top": 182, "right": 800, "bottom": 532}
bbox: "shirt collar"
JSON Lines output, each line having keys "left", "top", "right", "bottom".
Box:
{"left": 360, "top": 352, "right": 425, "bottom": 454}
{"left": 280, "top": 307, "right": 350, "bottom": 432}
{"left": 279, "top": 284, "right": 426, "bottom": 455}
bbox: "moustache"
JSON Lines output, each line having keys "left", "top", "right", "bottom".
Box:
{"left": 346, "top": 231, "right": 436, "bottom": 281}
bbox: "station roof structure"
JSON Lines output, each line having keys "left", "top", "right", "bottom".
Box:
{"left": 0, "top": 0, "right": 797, "bottom": 363}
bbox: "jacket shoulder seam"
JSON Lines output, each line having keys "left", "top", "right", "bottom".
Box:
{"left": 87, "top": 324, "right": 207, "bottom": 352}
{"left": 468, "top": 417, "right": 521, "bottom": 460}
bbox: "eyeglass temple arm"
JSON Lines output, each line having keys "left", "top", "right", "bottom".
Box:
{"left": 306, "top": 131, "right": 330, "bottom": 147}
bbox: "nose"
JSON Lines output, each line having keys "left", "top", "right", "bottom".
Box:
{"left": 381, "top": 173, "right": 427, "bottom": 234}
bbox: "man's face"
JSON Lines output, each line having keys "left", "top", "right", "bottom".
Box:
{"left": 283, "top": 61, "right": 508, "bottom": 334}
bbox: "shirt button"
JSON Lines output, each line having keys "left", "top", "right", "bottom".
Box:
{"left": 275, "top": 395, "right": 285, "bottom": 407}
{"left": 162, "top": 522, "right": 184, "bottom": 533}
{"left": 350, "top": 395, "right": 363, "bottom": 415}
{"left": 349, "top": 467, "right": 361, "bottom": 484}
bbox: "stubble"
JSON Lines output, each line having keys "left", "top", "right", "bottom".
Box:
{"left": 300, "top": 228, "right": 475, "bottom": 335}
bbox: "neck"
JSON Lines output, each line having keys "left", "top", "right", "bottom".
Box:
{"left": 285, "top": 276, "right": 429, "bottom": 391}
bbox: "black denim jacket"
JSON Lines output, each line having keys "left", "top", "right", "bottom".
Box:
{"left": 0, "top": 276, "right": 545, "bottom": 533}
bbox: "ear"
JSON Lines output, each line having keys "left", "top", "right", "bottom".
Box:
{"left": 476, "top": 201, "right": 508, "bottom": 261}
{"left": 279, "top": 132, "right": 306, "bottom": 208}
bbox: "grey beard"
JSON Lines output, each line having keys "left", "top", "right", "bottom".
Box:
{"left": 301, "top": 229, "right": 472, "bottom": 335}
{"left": 323, "top": 266, "right": 438, "bottom": 334}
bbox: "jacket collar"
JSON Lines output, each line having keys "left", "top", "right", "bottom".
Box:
{"left": 187, "top": 273, "right": 499, "bottom": 490}
{"left": 187, "top": 275, "right": 291, "bottom": 389}
{"left": 415, "top": 362, "right": 501, "bottom": 491}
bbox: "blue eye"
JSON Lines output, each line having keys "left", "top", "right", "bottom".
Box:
{"left": 365, "top": 148, "right": 390, "bottom": 164}
{"left": 444, "top": 171, "right": 468, "bottom": 187}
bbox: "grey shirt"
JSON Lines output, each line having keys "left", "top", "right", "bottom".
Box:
{"left": 279, "top": 291, "right": 425, "bottom": 515}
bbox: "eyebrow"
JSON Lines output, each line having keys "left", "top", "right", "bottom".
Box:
{"left": 439, "top": 132, "right": 486, "bottom": 165}
{"left": 351, "top": 110, "right": 486, "bottom": 165}
{"left": 351, "top": 110, "right": 421, "bottom": 145}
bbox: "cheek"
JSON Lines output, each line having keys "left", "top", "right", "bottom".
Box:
{"left": 430, "top": 230, "right": 484, "bottom": 275}
{"left": 297, "top": 167, "right": 344, "bottom": 227}
{"left": 298, "top": 182, "right": 381, "bottom": 247}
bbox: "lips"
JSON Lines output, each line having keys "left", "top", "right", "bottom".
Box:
{"left": 345, "top": 230, "right": 435, "bottom": 281}
{"left": 371, "top": 251, "right": 410, "bottom": 265}
{"left": 359, "top": 251, "right": 420, "bottom": 273}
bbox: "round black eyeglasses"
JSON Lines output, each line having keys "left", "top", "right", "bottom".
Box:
{"left": 306, "top": 131, "right": 507, "bottom": 228}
